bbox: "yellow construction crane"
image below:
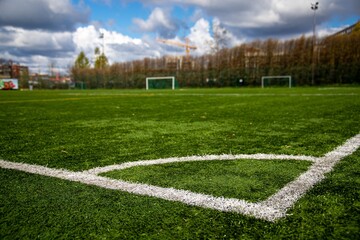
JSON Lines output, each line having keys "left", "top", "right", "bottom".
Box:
{"left": 157, "top": 38, "right": 197, "bottom": 59}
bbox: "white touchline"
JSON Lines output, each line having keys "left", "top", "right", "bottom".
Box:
{"left": 1, "top": 133, "right": 359, "bottom": 222}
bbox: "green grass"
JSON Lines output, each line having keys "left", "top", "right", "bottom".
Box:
{"left": 102, "top": 159, "right": 312, "bottom": 201}
{"left": 1, "top": 87, "right": 360, "bottom": 239}
{"left": 1, "top": 88, "right": 359, "bottom": 171}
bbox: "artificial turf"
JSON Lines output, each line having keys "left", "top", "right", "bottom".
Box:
{"left": 1, "top": 87, "right": 359, "bottom": 239}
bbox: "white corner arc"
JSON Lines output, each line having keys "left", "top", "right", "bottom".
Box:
{"left": 1, "top": 134, "right": 359, "bottom": 222}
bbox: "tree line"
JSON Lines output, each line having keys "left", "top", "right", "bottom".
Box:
{"left": 71, "top": 30, "right": 360, "bottom": 89}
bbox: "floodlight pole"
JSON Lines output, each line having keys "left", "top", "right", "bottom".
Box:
{"left": 99, "top": 32, "right": 105, "bottom": 55}
{"left": 311, "top": 2, "right": 319, "bottom": 85}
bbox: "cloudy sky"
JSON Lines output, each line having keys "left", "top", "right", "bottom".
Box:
{"left": 0, "top": 0, "right": 359, "bottom": 74}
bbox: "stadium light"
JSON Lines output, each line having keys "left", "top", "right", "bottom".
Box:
{"left": 99, "top": 32, "right": 105, "bottom": 55}
{"left": 311, "top": 2, "right": 319, "bottom": 85}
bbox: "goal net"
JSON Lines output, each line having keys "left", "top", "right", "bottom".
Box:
{"left": 146, "top": 76, "right": 178, "bottom": 90}
{"left": 261, "top": 76, "right": 292, "bottom": 88}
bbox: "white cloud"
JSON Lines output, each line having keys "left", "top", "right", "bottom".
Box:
{"left": 0, "top": 26, "right": 75, "bottom": 73}
{"left": 73, "top": 26, "right": 101, "bottom": 55}
{"left": 1, "top": 23, "right": 165, "bottom": 74}
{"left": 1, "top": 27, "right": 73, "bottom": 51}
{"left": 212, "top": 18, "right": 242, "bottom": 48}
{"left": 133, "top": 7, "right": 179, "bottom": 38}
{"left": 0, "top": 0, "right": 89, "bottom": 31}
{"left": 317, "top": 26, "right": 343, "bottom": 38}
{"left": 187, "top": 18, "right": 213, "bottom": 55}
{"left": 72, "top": 25, "right": 161, "bottom": 64}
{"left": 187, "top": 18, "right": 242, "bottom": 55}
{"left": 0, "top": 16, "right": 244, "bottom": 75}
{"left": 138, "top": 0, "right": 360, "bottom": 39}
{"left": 47, "top": 0, "right": 76, "bottom": 15}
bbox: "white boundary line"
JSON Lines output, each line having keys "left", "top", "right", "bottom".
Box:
{"left": 1, "top": 133, "right": 359, "bottom": 222}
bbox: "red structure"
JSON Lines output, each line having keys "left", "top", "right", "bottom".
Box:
{"left": 0, "top": 60, "right": 29, "bottom": 79}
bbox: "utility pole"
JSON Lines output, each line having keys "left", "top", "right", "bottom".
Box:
{"left": 311, "top": 2, "right": 319, "bottom": 85}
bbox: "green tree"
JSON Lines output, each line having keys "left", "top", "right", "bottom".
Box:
{"left": 94, "top": 47, "right": 108, "bottom": 69}
{"left": 74, "top": 51, "right": 90, "bottom": 69}
{"left": 95, "top": 53, "right": 108, "bottom": 69}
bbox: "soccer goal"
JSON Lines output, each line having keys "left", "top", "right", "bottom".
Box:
{"left": 261, "top": 76, "right": 292, "bottom": 88}
{"left": 146, "top": 76, "right": 178, "bottom": 90}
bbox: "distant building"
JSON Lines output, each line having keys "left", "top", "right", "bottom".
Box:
{"left": 0, "top": 60, "right": 29, "bottom": 79}
{"left": 29, "top": 73, "right": 72, "bottom": 89}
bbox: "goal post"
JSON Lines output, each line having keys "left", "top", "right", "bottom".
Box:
{"left": 146, "top": 76, "right": 177, "bottom": 90}
{"left": 261, "top": 76, "right": 292, "bottom": 88}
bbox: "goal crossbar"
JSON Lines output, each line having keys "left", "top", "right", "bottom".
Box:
{"left": 261, "top": 76, "right": 292, "bottom": 88}
{"left": 146, "top": 76, "right": 176, "bottom": 90}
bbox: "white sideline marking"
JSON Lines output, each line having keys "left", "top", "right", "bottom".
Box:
{"left": 1, "top": 134, "right": 359, "bottom": 222}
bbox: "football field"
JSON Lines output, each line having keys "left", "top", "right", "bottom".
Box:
{"left": 1, "top": 87, "right": 360, "bottom": 239}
